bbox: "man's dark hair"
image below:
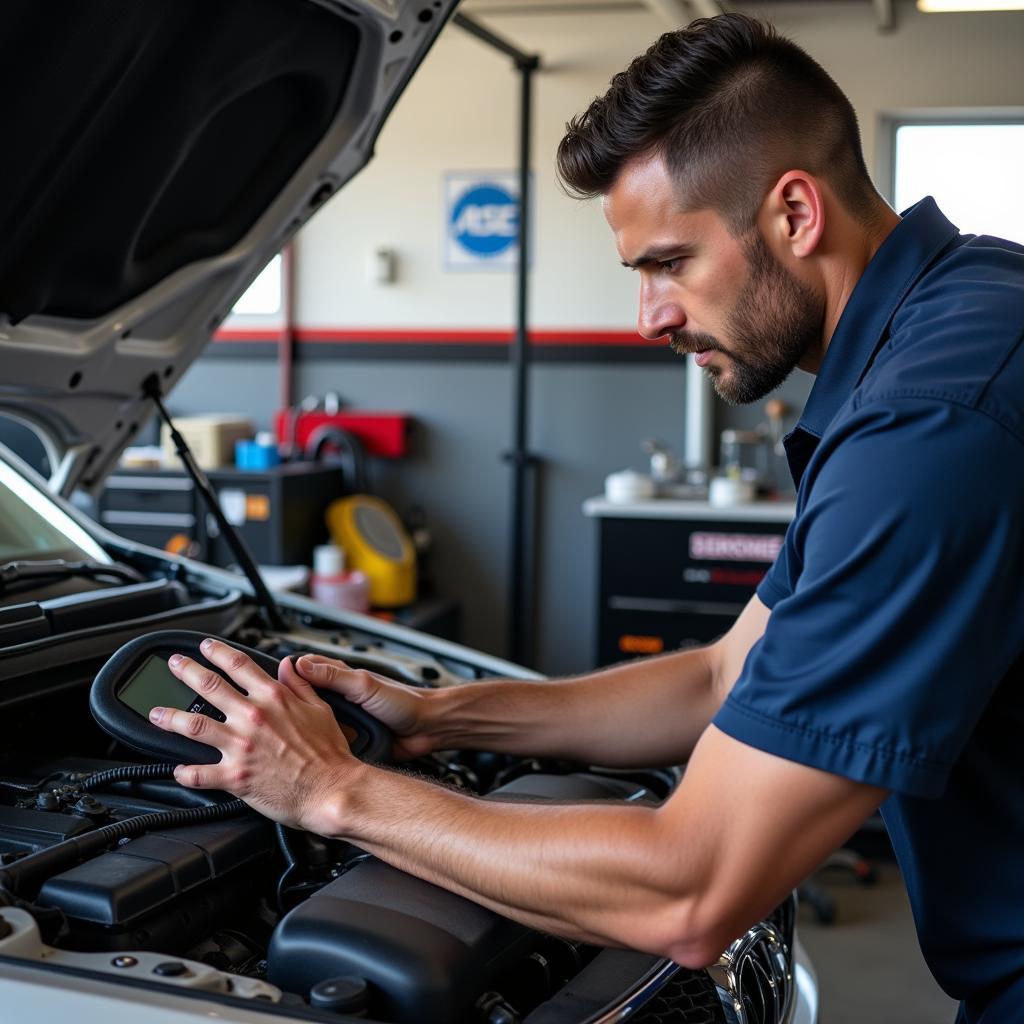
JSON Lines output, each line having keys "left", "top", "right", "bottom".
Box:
{"left": 556, "top": 14, "right": 880, "bottom": 232}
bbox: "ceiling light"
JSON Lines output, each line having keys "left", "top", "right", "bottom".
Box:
{"left": 917, "top": 0, "right": 1024, "bottom": 10}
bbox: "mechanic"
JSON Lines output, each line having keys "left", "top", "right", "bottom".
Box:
{"left": 150, "top": 15, "right": 1024, "bottom": 1023}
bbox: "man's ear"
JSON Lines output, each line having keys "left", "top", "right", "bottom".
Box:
{"left": 759, "top": 172, "right": 825, "bottom": 259}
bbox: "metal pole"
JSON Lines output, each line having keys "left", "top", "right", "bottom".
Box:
{"left": 278, "top": 243, "right": 296, "bottom": 413}
{"left": 453, "top": 14, "right": 541, "bottom": 666}
{"left": 507, "top": 56, "right": 539, "bottom": 666}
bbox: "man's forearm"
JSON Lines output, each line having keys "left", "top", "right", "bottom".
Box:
{"left": 423, "top": 644, "right": 723, "bottom": 767}
{"left": 315, "top": 723, "right": 884, "bottom": 973}
{"left": 326, "top": 760, "right": 711, "bottom": 965}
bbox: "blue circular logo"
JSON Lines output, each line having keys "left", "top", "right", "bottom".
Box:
{"left": 450, "top": 183, "right": 519, "bottom": 257}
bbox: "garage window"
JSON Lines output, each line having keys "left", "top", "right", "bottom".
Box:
{"left": 230, "top": 254, "right": 284, "bottom": 320}
{"left": 887, "top": 117, "right": 1024, "bottom": 244}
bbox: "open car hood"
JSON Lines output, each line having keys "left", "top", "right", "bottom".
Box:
{"left": 0, "top": 0, "right": 457, "bottom": 496}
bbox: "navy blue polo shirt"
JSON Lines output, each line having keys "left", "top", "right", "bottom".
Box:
{"left": 712, "top": 197, "right": 1024, "bottom": 1021}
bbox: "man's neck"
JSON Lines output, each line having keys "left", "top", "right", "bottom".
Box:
{"left": 801, "top": 204, "right": 902, "bottom": 375}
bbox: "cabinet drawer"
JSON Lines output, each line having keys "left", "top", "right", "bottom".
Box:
{"left": 598, "top": 607, "right": 739, "bottom": 665}
{"left": 102, "top": 475, "right": 194, "bottom": 516}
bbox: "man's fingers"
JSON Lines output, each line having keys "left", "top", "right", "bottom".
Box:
{"left": 149, "top": 705, "right": 230, "bottom": 753}
{"left": 294, "top": 654, "right": 423, "bottom": 741}
{"left": 172, "top": 763, "right": 231, "bottom": 790}
{"left": 198, "top": 637, "right": 277, "bottom": 698}
{"left": 295, "top": 655, "right": 373, "bottom": 703}
{"left": 168, "top": 654, "right": 247, "bottom": 717}
{"left": 293, "top": 653, "right": 345, "bottom": 678}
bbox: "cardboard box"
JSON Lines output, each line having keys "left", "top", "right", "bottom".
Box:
{"left": 161, "top": 415, "right": 253, "bottom": 470}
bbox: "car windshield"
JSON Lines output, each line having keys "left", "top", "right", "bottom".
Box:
{"left": 0, "top": 451, "right": 108, "bottom": 564}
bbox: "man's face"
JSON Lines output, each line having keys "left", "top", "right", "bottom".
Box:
{"left": 604, "top": 155, "right": 824, "bottom": 405}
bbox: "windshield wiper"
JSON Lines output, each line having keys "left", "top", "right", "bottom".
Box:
{"left": 0, "top": 559, "right": 145, "bottom": 593}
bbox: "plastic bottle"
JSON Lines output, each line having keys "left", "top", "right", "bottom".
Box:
{"left": 310, "top": 544, "right": 371, "bottom": 613}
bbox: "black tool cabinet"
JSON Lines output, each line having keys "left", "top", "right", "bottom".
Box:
{"left": 584, "top": 497, "right": 794, "bottom": 667}
{"left": 98, "top": 464, "right": 345, "bottom": 567}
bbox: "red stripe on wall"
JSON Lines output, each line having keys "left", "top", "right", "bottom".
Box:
{"left": 213, "top": 327, "right": 664, "bottom": 347}
{"left": 215, "top": 329, "right": 290, "bottom": 342}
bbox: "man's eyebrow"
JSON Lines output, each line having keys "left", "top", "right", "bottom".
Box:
{"left": 620, "top": 243, "right": 696, "bottom": 270}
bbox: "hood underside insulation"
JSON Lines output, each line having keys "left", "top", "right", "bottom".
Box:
{"left": 0, "top": 0, "right": 358, "bottom": 322}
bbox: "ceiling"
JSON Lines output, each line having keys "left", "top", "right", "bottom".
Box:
{"left": 459, "top": 0, "right": 896, "bottom": 33}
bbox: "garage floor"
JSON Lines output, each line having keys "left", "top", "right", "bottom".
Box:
{"left": 799, "top": 863, "right": 958, "bottom": 1023}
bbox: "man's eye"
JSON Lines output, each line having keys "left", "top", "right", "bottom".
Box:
{"left": 660, "top": 258, "right": 682, "bottom": 273}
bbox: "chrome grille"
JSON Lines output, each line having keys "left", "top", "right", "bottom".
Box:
{"left": 621, "top": 969, "right": 724, "bottom": 1024}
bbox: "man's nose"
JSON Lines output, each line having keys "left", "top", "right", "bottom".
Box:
{"left": 637, "top": 281, "right": 684, "bottom": 341}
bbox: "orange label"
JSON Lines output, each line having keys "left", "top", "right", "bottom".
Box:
{"left": 618, "top": 635, "right": 664, "bottom": 655}
{"left": 164, "top": 533, "right": 195, "bottom": 557}
{"left": 245, "top": 494, "right": 271, "bottom": 521}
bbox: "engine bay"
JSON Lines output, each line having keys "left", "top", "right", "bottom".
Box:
{"left": 0, "top": 576, "right": 733, "bottom": 1024}
{"left": 0, "top": 554, "right": 797, "bottom": 1024}
{"left": 0, "top": 736, "right": 700, "bottom": 1021}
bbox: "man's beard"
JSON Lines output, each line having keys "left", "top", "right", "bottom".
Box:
{"left": 669, "top": 233, "right": 824, "bottom": 405}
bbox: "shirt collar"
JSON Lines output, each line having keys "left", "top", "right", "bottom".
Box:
{"left": 783, "top": 196, "right": 960, "bottom": 485}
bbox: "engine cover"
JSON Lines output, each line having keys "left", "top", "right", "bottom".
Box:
{"left": 268, "top": 771, "right": 650, "bottom": 1022}
{"left": 268, "top": 858, "right": 534, "bottom": 1024}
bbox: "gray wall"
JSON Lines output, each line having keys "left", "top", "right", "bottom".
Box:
{"left": 170, "top": 354, "right": 811, "bottom": 675}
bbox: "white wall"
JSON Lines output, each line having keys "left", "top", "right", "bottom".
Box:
{"left": 295, "top": 0, "right": 1024, "bottom": 333}
{"left": 296, "top": 8, "right": 656, "bottom": 331}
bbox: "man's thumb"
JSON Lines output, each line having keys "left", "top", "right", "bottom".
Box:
{"left": 277, "top": 655, "right": 320, "bottom": 702}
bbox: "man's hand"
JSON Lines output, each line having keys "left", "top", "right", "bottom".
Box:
{"left": 149, "top": 638, "right": 361, "bottom": 832}
{"left": 294, "top": 655, "right": 440, "bottom": 760}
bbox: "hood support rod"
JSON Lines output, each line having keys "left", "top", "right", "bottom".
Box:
{"left": 453, "top": 13, "right": 541, "bottom": 668}
{"left": 143, "top": 375, "right": 287, "bottom": 632}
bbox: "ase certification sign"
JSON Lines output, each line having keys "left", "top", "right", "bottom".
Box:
{"left": 444, "top": 172, "right": 529, "bottom": 270}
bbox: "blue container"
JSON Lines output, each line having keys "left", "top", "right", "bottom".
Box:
{"left": 235, "top": 438, "right": 281, "bottom": 471}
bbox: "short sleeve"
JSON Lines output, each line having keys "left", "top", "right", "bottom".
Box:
{"left": 755, "top": 529, "right": 794, "bottom": 609}
{"left": 713, "top": 398, "right": 1024, "bottom": 798}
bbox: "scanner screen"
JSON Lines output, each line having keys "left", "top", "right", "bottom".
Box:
{"left": 117, "top": 655, "right": 198, "bottom": 719}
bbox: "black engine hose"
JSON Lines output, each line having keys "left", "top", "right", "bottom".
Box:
{"left": 78, "top": 764, "right": 226, "bottom": 809}
{"left": 275, "top": 823, "right": 302, "bottom": 872}
{"left": 0, "top": 771, "right": 65, "bottom": 794}
{"left": 4, "top": 765, "right": 177, "bottom": 798}
{"left": 0, "top": 888, "right": 68, "bottom": 945}
{"left": 0, "top": 798, "right": 250, "bottom": 900}
{"left": 275, "top": 823, "right": 302, "bottom": 912}
{"left": 273, "top": 826, "right": 341, "bottom": 913}
{"left": 78, "top": 763, "right": 178, "bottom": 792}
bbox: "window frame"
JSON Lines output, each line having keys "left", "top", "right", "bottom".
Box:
{"left": 878, "top": 107, "right": 1024, "bottom": 213}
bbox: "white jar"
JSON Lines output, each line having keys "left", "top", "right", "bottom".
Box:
{"left": 708, "top": 475, "right": 755, "bottom": 508}
{"left": 310, "top": 544, "right": 371, "bottom": 613}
